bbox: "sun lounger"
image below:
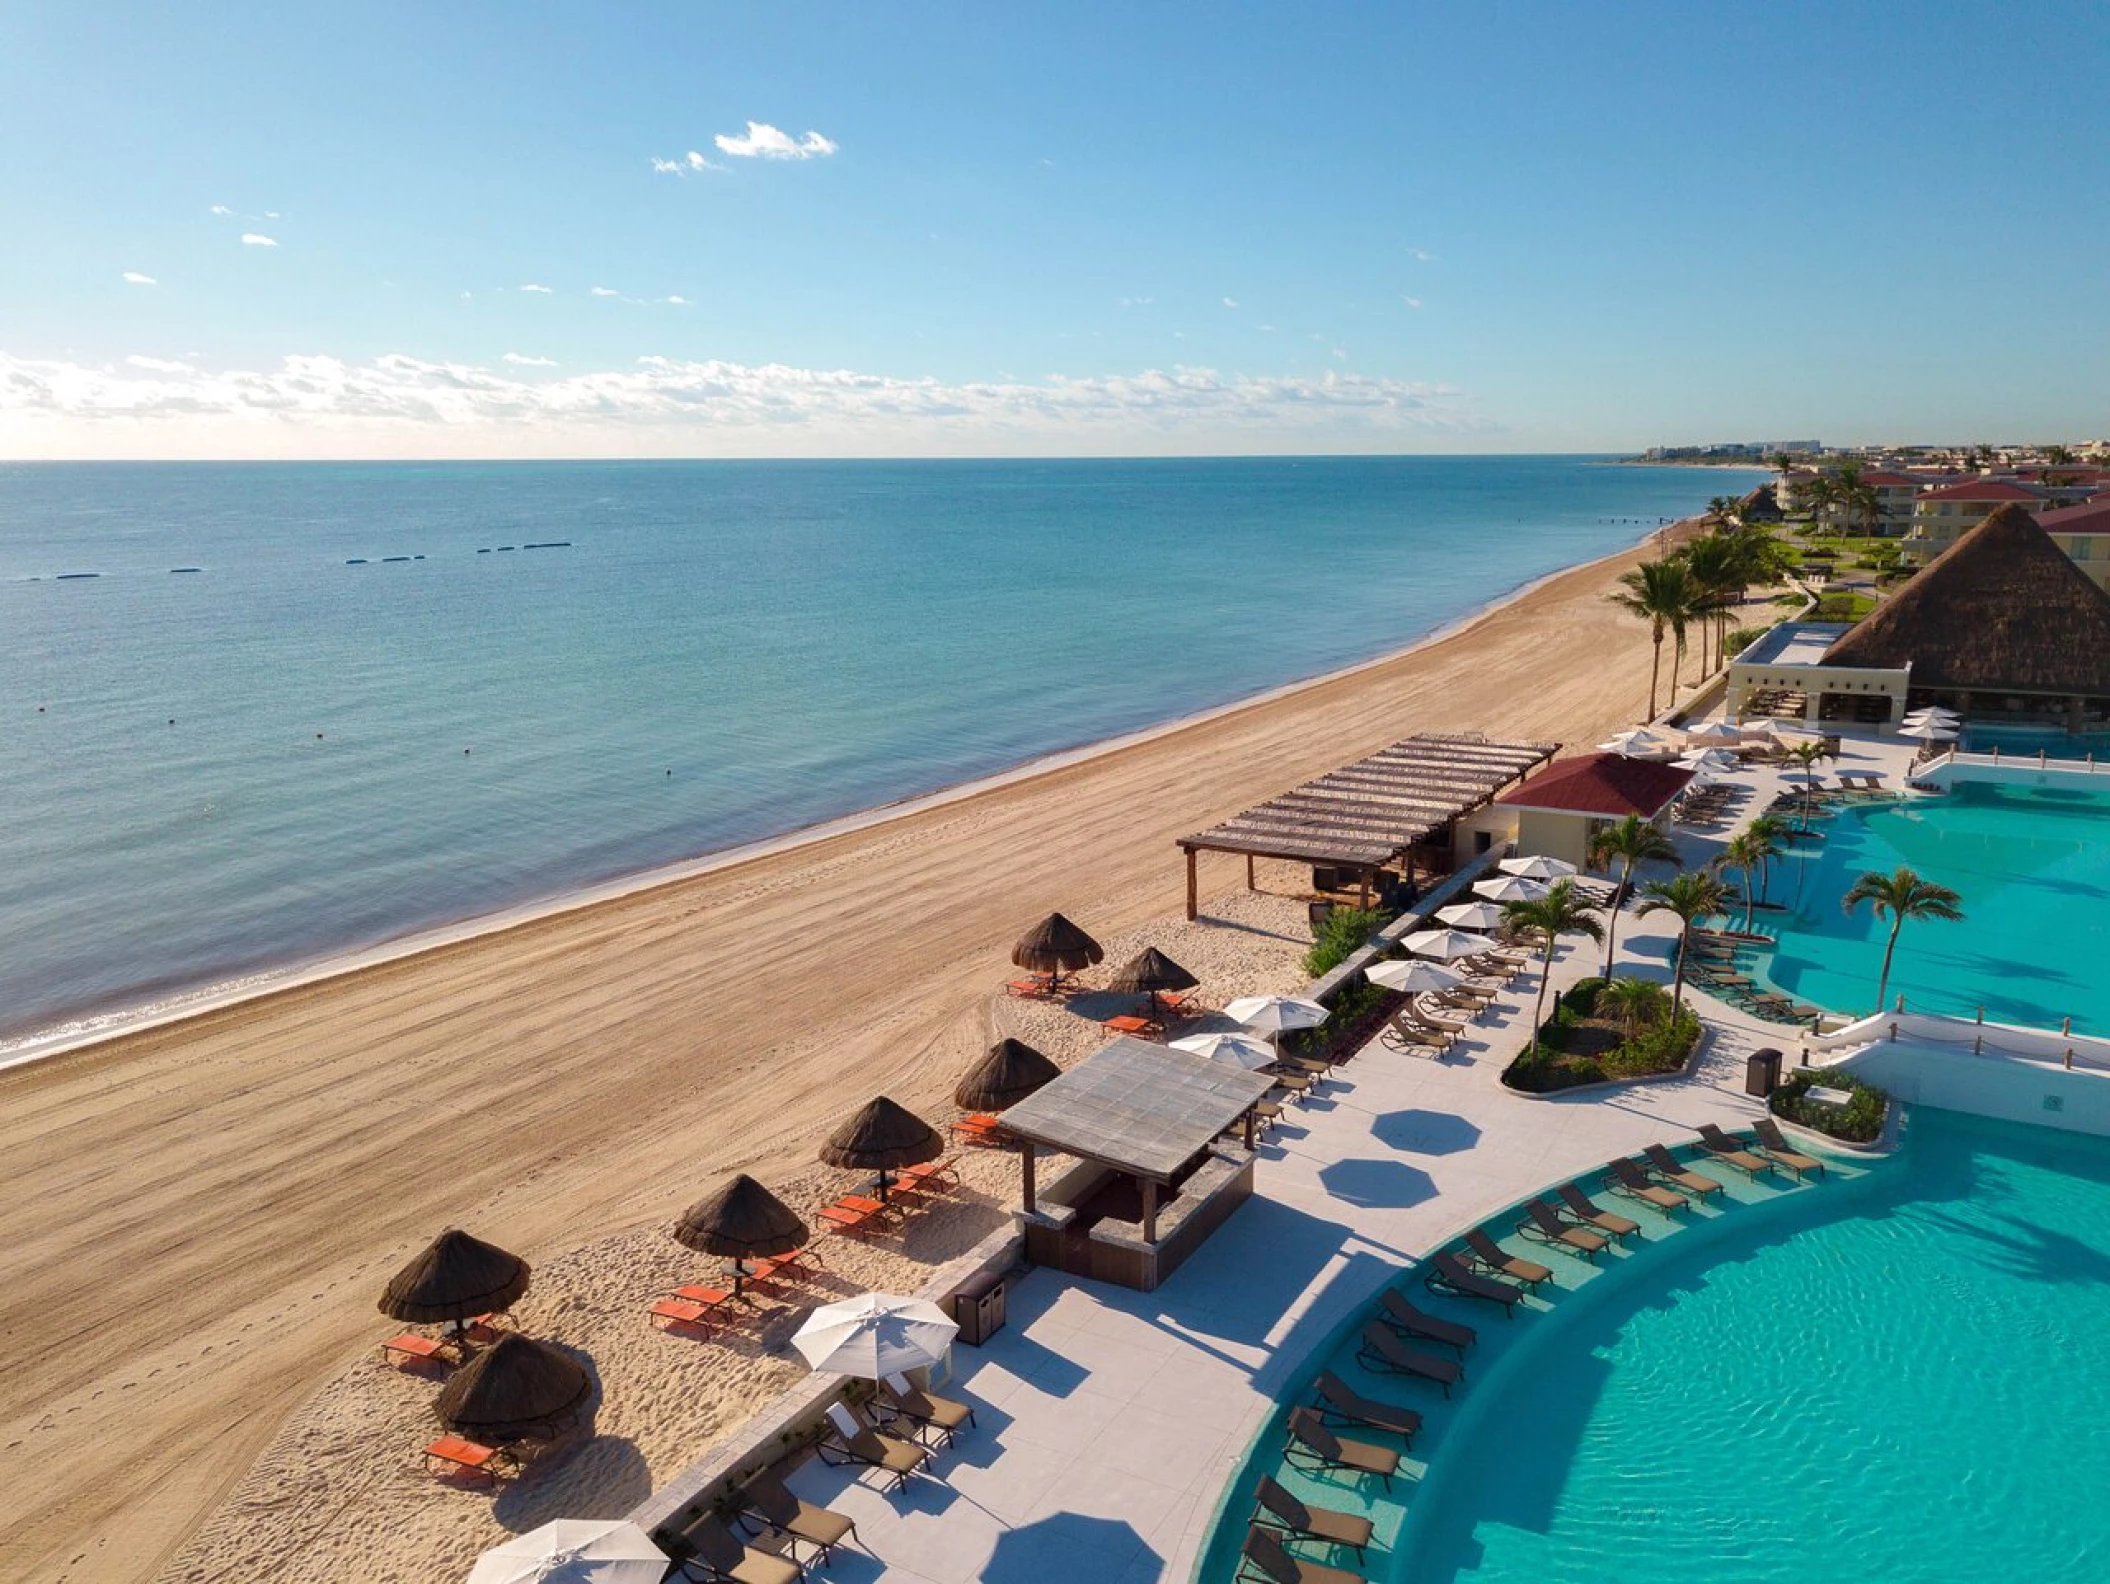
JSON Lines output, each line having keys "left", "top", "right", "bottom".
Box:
{"left": 424, "top": 1434, "right": 515, "bottom": 1483}
{"left": 1424, "top": 1251, "right": 1523, "bottom": 1313}
{"left": 1284, "top": 1406, "right": 1397, "bottom": 1489}
{"left": 744, "top": 1248, "right": 824, "bottom": 1290}
{"left": 1517, "top": 1198, "right": 1608, "bottom": 1261}
{"left": 381, "top": 1332, "right": 457, "bottom": 1369}
{"left": 949, "top": 1111, "right": 1007, "bottom": 1146}
{"left": 1410, "top": 997, "right": 1468, "bottom": 1032}
{"left": 651, "top": 1295, "right": 731, "bottom": 1334}
{"left": 1253, "top": 1474, "right": 1372, "bottom": 1560}
{"left": 818, "top": 1402, "right": 928, "bottom": 1492}
{"left": 1696, "top": 1122, "right": 1777, "bottom": 1179}
{"left": 894, "top": 1158, "right": 962, "bottom": 1198}
{"left": 1379, "top": 1290, "right": 1476, "bottom": 1354}
{"left": 1312, "top": 1371, "right": 1421, "bottom": 1443}
{"left": 817, "top": 1197, "right": 892, "bottom": 1238}
{"left": 878, "top": 1372, "right": 976, "bottom": 1446}
{"left": 1555, "top": 1181, "right": 1640, "bottom": 1242}
{"left": 1380, "top": 1013, "right": 1452, "bottom": 1055}
{"left": 668, "top": 1511, "right": 803, "bottom": 1584}
{"left": 1605, "top": 1156, "right": 1688, "bottom": 1215}
{"left": 739, "top": 1470, "right": 859, "bottom": 1565}
{"left": 1754, "top": 1117, "right": 1827, "bottom": 1179}
{"left": 1463, "top": 1228, "right": 1554, "bottom": 1287}
{"left": 1240, "top": 1524, "right": 1367, "bottom": 1584}
{"left": 1356, "top": 1321, "right": 1462, "bottom": 1395}
{"left": 1641, "top": 1143, "right": 1724, "bottom": 1199}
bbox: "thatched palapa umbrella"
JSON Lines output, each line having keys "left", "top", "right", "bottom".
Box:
{"left": 1012, "top": 911, "right": 1103, "bottom": 993}
{"left": 1108, "top": 946, "right": 1199, "bottom": 1022}
{"left": 380, "top": 1228, "right": 531, "bottom": 1344}
{"left": 673, "top": 1174, "right": 810, "bottom": 1293}
{"left": 434, "top": 1331, "right": 593, "bottom": 1448}
{"left": 820, "top": 1096, "right": 942, "bottom": 1202}
{"left": 954, "top": 1037, "right": 1061, "bottom": 1114}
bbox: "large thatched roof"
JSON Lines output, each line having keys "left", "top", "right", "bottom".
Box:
{"left": 819, "top": 1096, "right": 943, "bottom": 1171}
{"left": 1821, "top": 504, "right": 2110, "bottom": 695}
{"left": 955, "top": 1037, "right": 1061, "bottom": 1112}
{"left": 1107, "top": 946, "right": 1198, "bottom": 995}
{"left": 673, "top": 1174, "right": 809, "bottom": 1259}
{"left": 1012, "top": 912, "right": 1104, "bottom": 973}
{"left": 379, "top": 1228, "right": 531, "bottom": 1324}
{"left": 433, "top": 1332, "right": 593, "bottom": 1444}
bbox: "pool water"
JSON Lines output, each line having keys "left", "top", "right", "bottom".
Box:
{"left": 1393, "top": 1108, "right": 2110, "bottom": 1584}
{"left": 1961, "top": 722, "right": 2110, "bottom": 760}
{"left": 1756, "top": 779, "right": 2110, "bottom": 1032}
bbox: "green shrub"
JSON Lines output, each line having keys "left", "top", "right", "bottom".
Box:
{"left": 1301, "top": 907, "right": 1389, "bottom": 979}
{"left": 1724, "top": 625, "right": 1771, "bottom": 656}
{"left": 1503, "top": 985, "right": 1700, "bottom": 1094}
{"left": 1770, "top": 1066, "right": 1888, "bottom": 1143}
{"left": 1285, "top": 976, "right": 1390, "bottom": 1063}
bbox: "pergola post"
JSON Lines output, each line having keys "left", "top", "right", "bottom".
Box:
{"left": 1141, "top": 1178, "right": 1158, "bottom": 1244}
{"left": 1243, "top": 1108, "right": 1256, "bottom": 1150}
{"left": 1356, "top": 869, "right": 1371, "bottom": 910}
{"left": 1185, "top": 846, "right": 1198, "bottom": 921}
{"left": 1245, "top": 853, "right": 1255, "bottom": 891}
{"left": 1020, "top": 1144, "right": 1036, "bottom": 1215}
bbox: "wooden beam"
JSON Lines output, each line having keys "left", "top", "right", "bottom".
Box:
{"left": 1185, "top": 845, "right": 1198, "bottom": 921}
{"left": 1020, "top": 1144, "right": 1036, "bottom": 1215}
{"left": 1141, "top": 1178, "right": 1158, "bottom": 1244}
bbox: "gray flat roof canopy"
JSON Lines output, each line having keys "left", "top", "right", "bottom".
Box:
{"left": 998, "top": 1037, "right": 1275, "bottom": 1182}
{"left": 1177, "top": 732, "right": 1560, "bottom": 869}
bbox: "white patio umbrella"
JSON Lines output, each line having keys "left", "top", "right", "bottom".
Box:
{"left": 1473, "top": 875, "right": 1550, "bottom": 904}
{"left": 1170, "top": 1031, "right": 1278, "bottom": 1071}
{"left": 1401, "top": 928, "right": 1488, "bottom": 962}
{"left": 1598, "top": 729, "right": 1667, "bottom": 756}
{"left": 1675, "top": 750, "right": 1738, "bottom": 772}
{"left": 1682, "top": 721, "right": 1744, "bottom": 743}
{"left": 1221, "top": 994, "right": 1330, "bottom": 1036}
{"left": 465, "top": 1521, "right": 667, "bottom": 1584}
{"left": 1901, "top": 713, "right": 1959, "bottom": 730}
{"left": 1897, "top": 722, "right": 1958, "bottom": 742}
{"left": 1435, "top": 900, "right": 1507, "bottom": 931}
{"left": 1498, "top": 855, "right": 1578, "bottom": 880}
{"left": 1365, "top": 957, "right": 1467, "bottom": 994}
{"left": 793, "top": 1292, "right": 958, "bottom": 1379}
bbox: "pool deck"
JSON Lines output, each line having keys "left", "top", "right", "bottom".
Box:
{"left": 779, "top": 728, "right": 1921, "bottom": 1584}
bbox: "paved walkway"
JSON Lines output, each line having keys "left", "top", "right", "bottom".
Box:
{"left": 783, "top": 731, "right": 1913, "bottom": 1584}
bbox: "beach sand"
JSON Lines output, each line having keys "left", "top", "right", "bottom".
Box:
{"left": 0, "top": 526, "right": 1690, "bottom": 1584}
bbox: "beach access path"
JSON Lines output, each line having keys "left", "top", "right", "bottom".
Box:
{"left": 0, "top": 525, "right": 1702, "bottom": 1584}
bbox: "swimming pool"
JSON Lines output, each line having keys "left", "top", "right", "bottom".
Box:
{"left": 1201, "top": 1108, "right": 2110, "bottom": 1584}
{"left": 1756, "top": 779, "right": 2110, "bottom": 1032}
{"left": 1960, "top": 721, "right": 2110, "bottom": 760}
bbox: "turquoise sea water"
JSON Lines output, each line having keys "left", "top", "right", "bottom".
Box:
{"left": 1393, "top": 1108, "right": 2110, "bottom": 1584}
{"left": 0, "top": 456, "right": 1756, "bottom": 1045}
{"left": 1757, "top": 780, "right": 2110, "bottom": 1031}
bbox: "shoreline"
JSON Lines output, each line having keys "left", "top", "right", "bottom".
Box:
{"left": 0, "top": 518, "right": 1684, "bottom": 1076}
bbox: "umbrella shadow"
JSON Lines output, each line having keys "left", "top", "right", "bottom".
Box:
{"left": 495, "top": 1433, "right": 653, "bottom": 1529}
{"left": 983, "top": 1513, "right": 1154, "bottom": 1584}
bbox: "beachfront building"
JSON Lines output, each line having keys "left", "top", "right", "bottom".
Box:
{"left": 1821, "top": 503, "right": 2110, "bottom": 727}
{"left": 2029, "top": 495, "right": 2110, "bottom": 592}
{"left": 1724, "top": 620, "right": 1911, "bottom": 725}
{"left": 1903, "top": 478, "right": 2047, "bottom": 564}
{"left": 1454, "top": 751, "right": 1695, "bottom": 871}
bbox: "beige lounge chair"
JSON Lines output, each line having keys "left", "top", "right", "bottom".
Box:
{"left": 738, "top": 1470, "right": 858, "bottom": 1566}
{"left": 1463, "top": 1228, "right": 1554, "bottom": 1287}
{"left": 1556, "top": 1181, "right": 1640, "bottom": 1242}
{"left": 666, "top": 1512, "right": 801, "bottom": 1584}
{"left": 1754, "top": 1117, "right": 1827, "bottom": 1180}
{"left": 1284, "top": 1407, "right": 1397, "bottom": 1489}
{"left": 1312, "top": 1371, "right": 1421, "bottom": 1444}
{"left": 1241, "top": 1524, "right": 1366, "bottom": 1584}
{"left": 818, "top": 1401, "right": 927, "bottom": 1492}
{"left": 1696, "top": 1123, "right": 1777, "bottom": 1180}
{"left": 1380, "top": 1013, "right": 1452, "bottom": 1055}
{"left": 1379, "top": 1289, "right": 1476, "bottom": 1354}
{"left": 1425, "top": 1251, "right": 1523, "bottom": 1312}
{"left": 1253, "top": 1474, "right": 1372, "bottom": 1560}
{"left": 1642, "top": 1143, "right": 1724, "bottom": 1199}
{"left": 1518, "top": 1198, "right": 1608, "bottom": 1261}
{"left": 1410, "top": 996, "right": 1468, "bottom": 1032}
{"left": 879, "top": 1372, "right": 976, "bottom": 1446}
{"left": 1605, "top": 1156, "right": 1688, "bottom": 1216}
{"left": 1356, "top": 1321, "right": 1462, "bottom": 1395}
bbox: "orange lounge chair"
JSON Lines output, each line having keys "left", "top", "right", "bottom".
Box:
{"left": 949, "top": 1112, "right": 1006, "bottom": 1147}
{"left": 380, "top": 1333, "right": 455, "bottom": 1369}
{"left": 894, "top": 1158, "right": 961, "bottom": 1197}
{"left": 650, "top": 1291, "right": 731, "bottom": 1334}
{"left": 424, "top": 1434, "right": 514, "bottom": 1483}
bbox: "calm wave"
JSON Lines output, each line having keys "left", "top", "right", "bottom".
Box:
{"left": 0, "top": 457, "right": 1759, "bottom": 1043}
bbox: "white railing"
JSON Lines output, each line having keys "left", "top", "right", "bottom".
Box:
{"left": 1812, "top": 1009, "right": 2110, "bottom": 1076}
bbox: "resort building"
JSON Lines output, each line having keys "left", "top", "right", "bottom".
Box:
{"left": 1903, "top": 477, "right": 2047, "bottom": 563}
{"left": 1725, "top": 620, "right": 1910, "bottom": 725}
{"left": 2028, "top": 495, "right": 2110, "bottom": 592}
{"left": 1458, "top": 751, "right": 1695, "bottom": 870}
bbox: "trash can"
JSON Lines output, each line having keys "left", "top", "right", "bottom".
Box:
{"left": 953, "top": 1269, "right": 1008, "bottom": 1346}
{"left": 1745, "top": 1047, "right": 1784, "bottom": 1098}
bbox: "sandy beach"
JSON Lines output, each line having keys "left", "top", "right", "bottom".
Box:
{"left": 0, "top": 524, "right": 1690, "bottom": 1584}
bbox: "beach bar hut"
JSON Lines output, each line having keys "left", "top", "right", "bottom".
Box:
{"left": 672, "top": 1175, "right": 809, "bottom": 1293}
{"left": 819, "top": 1096, "right": 943, "bottom": 1202}
{"left": 1487, "top": 751, "right": 1695, "bottom": 871}
{"left": 1175, "top": 732, "right": 1558, "bottom": 919}
{"left": 434, "top": 1332, "right": 594, "bottom": 1450}
{"left": 998, "top": 1037, "right": 1273, "bottom": 1290}
{"left": 380, "top": 1228, "right": 531, "bottom": 1344}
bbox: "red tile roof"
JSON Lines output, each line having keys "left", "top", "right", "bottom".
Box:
{"left": 1859, "top": 471, "right": 1921, "bottom": 488}
{"left": 1493, "top": 753, "right": 1696, "bottom": 819}
{"left": 1919, "top": 479, "right": 2045, "bottom": 502}
{"left": 2037, "top": 497, "right": 2110, "bottom": 536}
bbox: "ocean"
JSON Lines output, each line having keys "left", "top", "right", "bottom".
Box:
{"left": 0, "top": 456, "right": 1760, "bottom": 1048}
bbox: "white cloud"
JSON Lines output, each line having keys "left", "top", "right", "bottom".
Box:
{"left": 652, "top": 150, "right": 722, "bottom": 175}
{"left": 241, "top": 233, "right": 278, "bottom": 247}
{"left": 1403, "top": 296, "right": 1424, "bottom": 310}
{"left": 122, "top": 271, "right": 157, "bottom": 286}
{"left": 209, "top": 205, "right": 234, "bottom": 217}
{"left": 1257, "top": 323, "right": 1276, "bottom": 333}
{"left": 590, "top": 286, "right": 620, "bottom": 298}
{"left": 1222, "top": 297, "right": 1238, "bottom": 309}
{"left": 0, "top": 350, "right": 1480, "bottom": 457}
{"left": 519, "top": 284, "right": 553, "bottom": 294}
{"left": 1118, "top": 296, "right": 1155, "bottom": 309}
{"left": 502, "top": 353, "right": 558, "bottom": 367}
{"left": 125, "top": 355, "right": 191, "bottom": 372}
{"left": 1408, "top": 246, "right": 1437, "bottom": 262}
{"left": 664, "top": 295, "right": 689, "bottom": 306}
{"left": 714, "top": 121, "right": 837, "bottom": 160}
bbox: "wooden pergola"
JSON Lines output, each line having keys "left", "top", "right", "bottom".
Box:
{"left": 1175, "top": 732, "right": 1559, "bottom": 918}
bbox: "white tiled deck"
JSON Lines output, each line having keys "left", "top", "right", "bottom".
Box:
{"left": 784, "top": 728, "right": 1921, "bottom": 1584}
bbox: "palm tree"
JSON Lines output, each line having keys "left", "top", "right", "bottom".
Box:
{"left": 2046, "top": 444, "right": 2076, "bottom": 466}
{"left": 1716, "top": 828, "right": 1773, "bottom": 933}
{"left": 1678, "top": 532, "right": 1741, "bottom": 677}
{"left": 1501, "top": 879, "right": 1606, "bottom": 1055}
{"left": 1586, "top": 814, "right": 1680, "bottom": 976}
{"left": 1842, "top": 866, "right": 1965, "bottom": 1013}
{"left": 1608, "top": 558, "right": 1701, "bottom": 720}
{"left": 1742, "top": 812, "right": 1791, "bottom": 910}
{"left": 1599, "top": 975, "right": 1669, "bottom": 1037}
{"left": 1639, "top": 869, "right": 1727, "bottom": 1017}
{"left": 1782, "top": 738, "right": 1836, "bottom": 831}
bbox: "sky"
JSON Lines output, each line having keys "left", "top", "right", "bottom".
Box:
{"left": 2, "top": 0, "right": 2106, "bottom": 459}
